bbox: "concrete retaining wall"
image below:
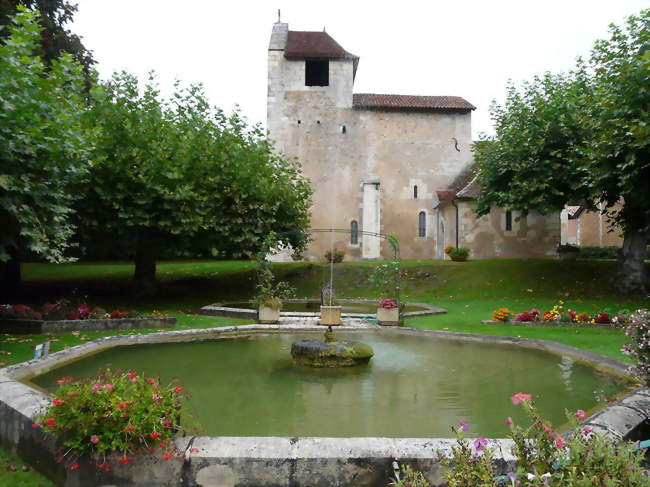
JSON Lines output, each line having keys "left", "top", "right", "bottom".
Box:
{"left": 0, "top": 317, "right": 176, "bottom": 334}
{"left": 0, "top": 325, "right": 647, "bottom": 486}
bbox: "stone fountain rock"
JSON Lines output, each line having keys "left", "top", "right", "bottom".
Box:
{"left": 291, "top": 327, "right": 374, "bottom": 367}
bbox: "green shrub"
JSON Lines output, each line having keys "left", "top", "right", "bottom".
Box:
{"left": 578, "top": 246, "right": 620, "bottom": 259}
{"left": 36, "top": 368, "right": 188, "bottom": 470}
{"left": 449, "top": 247, "right": 470, "bottom": 261}
{"left": 324, "top": 249, "right": 345, "bottom": 263}
{"left": 389, "top": 464, "right": 430, "bottom": 486}
{"left": 439, "top": 394, "right": 648, "bottom": 486}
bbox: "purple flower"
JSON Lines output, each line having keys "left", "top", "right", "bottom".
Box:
{"left": 458, "top": 421, "right": 469, "bottom": 432}
{"left": 473, "top": 437, "right": 488, "bottom": 452}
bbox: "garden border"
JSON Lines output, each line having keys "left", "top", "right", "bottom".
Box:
{"left": 200, "top": 299, "right": 446, "bottom": 320}
{"left": 0, "top": 325, "right": 647, "bottom": 486}
{"left": 0, "top": 317, "right": 176, "bottom": 334}
{"left": 480, "top": 319, "right": 616, "bottom": 330}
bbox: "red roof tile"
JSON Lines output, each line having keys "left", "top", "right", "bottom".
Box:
{"left": 353, "top": 93, "right": 475, "bottom": 111}
{"left": 285, "top": 31, "right": 357, "bottom": 60}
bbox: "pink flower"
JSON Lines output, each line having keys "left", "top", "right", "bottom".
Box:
{"left": 555, "top": 436, "right": 566, "bottom": 449}
{"left": 541, "top": 423, "right": 554, "bottom": 434}
{"left": 127, "top": 371, "right": 138, "bottom": 381}
{"left": 379, "top": 298, "right": 397, "bottom": 309}
{"left": 583, "top": 426, "right": 593, "bottom": 436}
{"left": 69, "top": 463, "right": 80, "bottom": 470}
{"left": 575, "top": 409, "right": 586, "bottom": 421}
{"left": 90, "top": 435, "right": 100, "bottom": 444}
{"left": 504, "top": 417, "right": 513, "bottom": 426}
{"left": 473, "top": 437, "right": 488, "bottom": 452}
{"left": 102, "top": 384, "right": 114, "bottom": 391}
{"left": 98, "top": 462, "right": 107, "bottom": 470}
{"left": 458, "top": 422, "right": 469, "bottom": 432}
{"left": 91, "top": 383, "right": 100, "bottom": 394}
{"left": 510, "top": 393, "right": 532, "bottom": 405}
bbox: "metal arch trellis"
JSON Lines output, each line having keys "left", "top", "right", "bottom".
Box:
{"left": 272, "top": 228, "right": 402, "bottom": 316}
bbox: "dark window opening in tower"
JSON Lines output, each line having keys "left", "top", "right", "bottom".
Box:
{"left": 505, "top": 210, "right": 513, "bottom": 231}
{"left": 305, "top": 60, "right": 329, "bottom": 86}
{"left": 413, "top": 185, "right": 418, "bottom": 199}
{"left": 418, "top": 211, "right": 426, "bottom": 237}
{"left": 350, "top": 220, "right": 358, "bottom": 245}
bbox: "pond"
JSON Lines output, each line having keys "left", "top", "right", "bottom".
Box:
{"left": 29, "top": 332, "right": 633, "bottom": 438}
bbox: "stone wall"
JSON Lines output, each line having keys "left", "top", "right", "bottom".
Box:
{"left": 437, "top": 203, "right": 560, "bottom": 259}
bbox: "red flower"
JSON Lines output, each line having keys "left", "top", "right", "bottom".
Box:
{"left": 66, "top": 311, "right": 79, "bottom": 320}
{"left": 594, "top": 312, "right": 611, "bottom": 324}
{"left": 98, "top": 462, "right": 108, "bottom": 470}
{"left": 145, "top": 377, "right": 158, "bottom": 386}
{"left": 378, "top": 298, "right": 397, "bottom": 309}
{"left": 69, "top": 463, "right": 80, "bottom": 470}
{"left": 110, "top": 309, "right": 127, "bottom": 319}
{"left": 44, "top": 417, "right": 56, "bottom": 427}
{"left": 149, "top": 432, "right": 161, "bottom": 440}
{"left": 67, "top": 392, "right": 80, "bottom": 398}
{"left": 77, "top": 304, "right": 91, "bottom": 320}
{"left": 163, "top": 452, "right": 173, "bottom": 461}
{"left": 123, "top": 426, "right": 135, "bottom": 432}
{"left": 52, "top": 398, "right": 65, "bottom": 407}
{"left": 117, "top": 401, "right": 129, "bottom": 410}
{"left": 127, "top": 371, "right": 138, "bottom": 381}
{"left": 118, "top": 456, "right": 132, "bottom": 464}
{"left": 31, "top": 423, "right": 40, "bottom": 429}
{"left": 173, "top": 386, "right": 184, "bottom": 394}
{"left": 56, "top": 376, "right": 74, "bottom": 385}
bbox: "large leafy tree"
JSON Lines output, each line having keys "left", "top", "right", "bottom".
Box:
{"left": 79, "top": 73, "right": 312, "bottom": 294}
{"left": 0, "top": 7, "right": 91, "bottom": 290}
{"left": 476, "top": 9, "right": 649, "bottom": 294}
{"left": 0, "top": 0, "right": 94, "bottom": 72}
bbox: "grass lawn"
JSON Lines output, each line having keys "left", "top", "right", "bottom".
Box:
{"left": 0, "top": 258, "right": 648, "bottom": 485}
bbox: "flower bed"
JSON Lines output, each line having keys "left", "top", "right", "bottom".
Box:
{"left": 0, "top": 303, "right": 175, "bottom": 333}
{"left": 487, "top": 302, "right": 616, "bottom": 328}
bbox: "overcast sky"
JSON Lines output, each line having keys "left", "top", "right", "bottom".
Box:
{"left": 72, "top": 0, "right": 648, "bottom": 139}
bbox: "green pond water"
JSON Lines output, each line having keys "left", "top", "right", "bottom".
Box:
{"left": 227, "top": 301, "right": 428, "bottom": 314}
{"left": 30, "top": 332, "right": 633, "bottom": 438}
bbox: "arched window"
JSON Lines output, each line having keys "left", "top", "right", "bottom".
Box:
{"left": 350, "top": 220, "right": 358, "bottom": 245}
{"left": 505, "top": 210, "right": 513, "bottom": 231}
{"left": 413, "top": 185, "right": 418, "bottom": 199}
{"left": 418, "top": 211, "right": 426, "bottom": 237}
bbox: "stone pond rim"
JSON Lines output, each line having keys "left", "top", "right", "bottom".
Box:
{"left": 291, "top": 332, "right": 374, "bottom": 367}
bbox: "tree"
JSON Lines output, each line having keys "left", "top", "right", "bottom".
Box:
{"left": 475, "top": 9, "right": 649, "bottom": 294}
{"left": 0, "top": 0, "right": 95, "bottom": 73}
{"left": 79, "top": 73, "right": 312, "bottom": 294}
{"left": 0, "top": 7, "right": 91, "bottom": 291}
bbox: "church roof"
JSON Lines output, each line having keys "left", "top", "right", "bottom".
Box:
{"left": 436, "top": 165, "right": 480, "bottom": 207}
{"left": 353, "top": 94, "right": 475, "bottom": 112}
{"left": 285, "top": 31, "right": 358, "bottom": 60}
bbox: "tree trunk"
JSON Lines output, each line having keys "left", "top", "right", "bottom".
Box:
{"left": 615, "top": 228, "right": 648, "bottom": 295}
{"left": 0, "top": 248, "right": 22, "bottom": 301}
{"left": 134, "top": 235, "right": 158, "bottom": 296}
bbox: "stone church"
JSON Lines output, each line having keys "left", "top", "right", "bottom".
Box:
{"left": 267, "top": 20, "right": 560, "bottom": 260}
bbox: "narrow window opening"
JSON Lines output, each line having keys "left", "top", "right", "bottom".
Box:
{"left": 505, "top": 210, "right": 513, "bottom": 231}
{"left": 350, "top": 220, "right": 358, "bottom": 245}
{"left": 413, "top": 185, "right": 418, "bottom": 199}
{"left": 418, "top": 211, "right": 426, "bottom": 237}
{"left": 297, "top": 120, "right": 301, "bottom": 125}
{"left": 305, "top": 60, "right": 329, "bottom": 86}
{"left": 316, "top": 120, "right": 320, "bottom": 124}
{"left": 341, "top": 124, "right": 346, "bottom": 134}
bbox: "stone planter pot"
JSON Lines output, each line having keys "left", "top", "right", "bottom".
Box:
{"left": 450, "top": 256, "right": 467, "bottom": 262}
{"left": 258, "top": 306, "right": 280, "bottom": 324}
{"left": 320, "top": 306, "right": 341, "bottom": 326}
{"left": 377, "top": 307, "right": 399, "bottom": 325}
